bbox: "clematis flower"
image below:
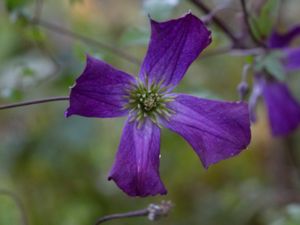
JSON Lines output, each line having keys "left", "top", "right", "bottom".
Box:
{"left": 249, "top": 25, "right": 300, "bottom": 136}
{"left": 66, "top": 13, "right": 251, "bottom": 197}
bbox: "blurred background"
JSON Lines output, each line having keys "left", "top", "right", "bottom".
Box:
{"left": 0, "top": 0, "right": 300, "bottom": 224}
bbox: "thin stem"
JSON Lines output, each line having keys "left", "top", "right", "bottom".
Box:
{"left": 0, "top": 96, "right": 69, "bottom": 110}
{"left": 201, "top": 46, "right": 232, "bottom": 58}
{"left": 94, "top": 209, "right": 148, "bottom": 225}
{"left": 33, "top": 0, "right": 43, "bottom": 22}
{"left": 240, "top": 0, "right": 267, "bottom": 48}
{"left": 94, "top": 201, "right": 172, "bottom": 225}
{"left": 30, "top": 18, "right": 140, "bottom": 66}
{"left": 189, "top": 0, "right": 243, "bottom": 47}
{"left": 0, "top": 189, "right": 29, "bottom": 225}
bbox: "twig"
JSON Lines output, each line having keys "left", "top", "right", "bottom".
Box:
{"left": 33, "top": 0, "right": 43, "bottom": 22}
{"left": 94, "top": 209, "right": 148, "bottom": 224}
{"left": 201, "top": 46, "right": 233, "bottom": 58}
{"left": 94, "top": 201, "right": 173, "bottom": 225}
{"left": 29, "top": 18, "right": 140, "bottom": 65}
{"left": 0, "top": 189, "right": 29, "bottom": 225}
{"left": 189, "top": 0, "right": 243, "bottom": 47}
{"left": 0, "top": 96, "right": 69, "bottom": 110}
{"left": 240, "top": 0, "right": 267, "bottom": 48}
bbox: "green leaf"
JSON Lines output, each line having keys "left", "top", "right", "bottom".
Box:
{"left": 25, "top": 27, "right": 46, "bottom": 42}
{"left": 5, "top": 0, "right": 32, "bottom": 12}
{"left": 22, "top": 67, "right": 36, "bottom": 77}
{"left": 249, "top": 0, "right": 280, "bottom": 39}
{"left": 245, "top": 55, "right": 254, "bottom": 65}
{"left": 254, "top": 51, "right": 285, "bottom": 81}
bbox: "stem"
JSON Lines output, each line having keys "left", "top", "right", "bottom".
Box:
{"left": 240, "top": 0, "right": 267, "bottom": 48}
{"left": 33, "top": 0, "right": 43, "bottom": 22}
{"left": 189, "top": 0, "right": 243, "bottom": 47}
{"left": 94, "top": 209, "right": 148, "bottom": 225}
{"left": 0, "top": 96, "right": 69, "bottom": 110}
{"left": 0, "top": 189, "right": 29, "bottom": 225}
{"left": 30, "top": 18, "right": 140, "bottom": 66}
{"left": 94, "top": 201, "right": 172, "bottom": 225}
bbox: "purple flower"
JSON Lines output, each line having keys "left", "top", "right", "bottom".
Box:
{"left": 250, "top": 26, "right": 300, "bottom": 136}
{"left": 66, "top": 13, "right": 251, "bottom": 197}
{"left": 268, "top": 25, "right": 300, "bottom": 72}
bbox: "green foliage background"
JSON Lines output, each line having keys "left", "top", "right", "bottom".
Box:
{"left": 0, "top": 0, "right": 300, "bottom": 225}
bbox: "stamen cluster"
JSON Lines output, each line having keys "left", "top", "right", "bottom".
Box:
{"left": 124, "top": 81, "right": 174, "bottom": 126}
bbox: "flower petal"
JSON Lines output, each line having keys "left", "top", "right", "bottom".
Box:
{"left": 66, "top": 55, "right": 135, "bottom": 118}
{"left": 161, "top": 94, "right": 251, "bottom": 168}
{"left": 108, "top": 119, "right": 166, "bottom": 197}
{"left": 139, "top": 12, "right": 211, "bottom": 89}
{"left": 262, "top": 81, "right": 300, "bottom": 136}
{"left": 268, "top": 25, "right": 300, "bottom": 48}
{"left": 282, "top": 47, "right": 300, "bottom": 72}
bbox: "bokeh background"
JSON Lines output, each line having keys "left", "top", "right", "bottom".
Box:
{"left": 1, "top": 0, "right": 300, "bottom": 224}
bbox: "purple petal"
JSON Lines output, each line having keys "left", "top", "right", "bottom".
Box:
{"left": 66, "top": 55, "right": 135, "bottom": 118}
{"left": 108, "top": 119, "right": 166, "bottom": 197}
{"left": 139, "top": 12, "right": 211, "bottom": 89}
{"left": 161, "top": 94, "right": 251, "bottom": 168}
{"left": 262, "top": 81, "right": 300, "bottom": 136}
{"left": 268, "top": 25, "right": 300, "bottom": 48}
{"left": 282, "top": 47, "right": 300, "bottom": 72}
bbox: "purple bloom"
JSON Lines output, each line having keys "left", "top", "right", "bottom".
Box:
{"left": 268, "top": 25, "right": 300, "bottom": 72}
{"left": 66, "top": 13, "right": 251, "bottom": 197}
{"left": 250, "top": 26, "right": 300, "bottom": 136}
{"left": 250, "top": 76, "right": 300, "bottom": 136}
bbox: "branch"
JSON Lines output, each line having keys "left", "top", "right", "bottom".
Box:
{"left": 0, "top": 189, "right": 29, "bottom": 225}
{"left": 29, "top": 18, "right": 140, "bottom": 66}
{"left": 33, "top": 0, "right": 43, "bottom": 22}
{"left": 0, "top": 96, "right": 69, "bottom": 110}
{"left": 240, "top": 0, "right": 267, "bottom": 48}
{"left": 189, "top": 0, "right": 243, "bottom": 47}
{"left": 94, "top": 201, "right": 173, "bottom": 225}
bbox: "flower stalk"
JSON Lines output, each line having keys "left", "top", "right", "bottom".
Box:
{"left": 0, "top": 97, "right": 69, "bottom": 110}
{"left": 94, "top": 201, "right": 173, "bottom": 225}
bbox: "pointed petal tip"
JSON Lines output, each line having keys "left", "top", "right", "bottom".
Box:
{"left": 64, "top": 109, "right": 72, "bottom": 118}
{"left": 142, "top": 12, "right": 211, "bottom": 88}
{"left": 162, "top": 94, "right": 251, "bottom": 170}
{"left": 107, "top": 120, "right": 167, "bottom": 197}
{"left": 202, "top": 147, "right": 249, "bottom": 169}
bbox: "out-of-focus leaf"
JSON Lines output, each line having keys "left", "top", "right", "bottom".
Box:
{"left": 0, "top": 52, "right": 56, "bottom": 100}
{"left": 249, "top": 0, "right": 280, "bottom": 39}
{"left": 245, "top": 55, "right": 255, "bottom": 64}
{"left": 1, "top": 88, "right": 24, "bottom": 101}
{"left": 5, "top": 0, "right": 32, "bottom": 12}
{"left": 22, "top": 66, "right": 36, "bottom": 77}
{"left": 25, "top": 27, "right": 46, "bottom": 42}
{"left": 143, "top": 0, "right": 181, "bottom": 20}
{"left": 0, "top": 196, "right": 20, "bottom": 225}
{"left": 263, "top": 204, "right": 300, "bottom": 225}
{"left": 254, "top": 51, "right": 285, "bottom": 81}
{"left": 120, "top": 27, "right": 149, "bottom": 46}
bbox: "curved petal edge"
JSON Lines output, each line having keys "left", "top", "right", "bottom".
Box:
{"left": 161, "top": 94, "right": 251, "bottom": 168}
{"left": 66, "top": 55, "right": 135, "bottom": 118}
{"left": 108, "top": 119, "right": 167, "bottom": 197}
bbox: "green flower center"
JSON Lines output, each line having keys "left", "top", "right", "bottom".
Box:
{"left": 124, "top": 81, "right": 174, "bottom": 126}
